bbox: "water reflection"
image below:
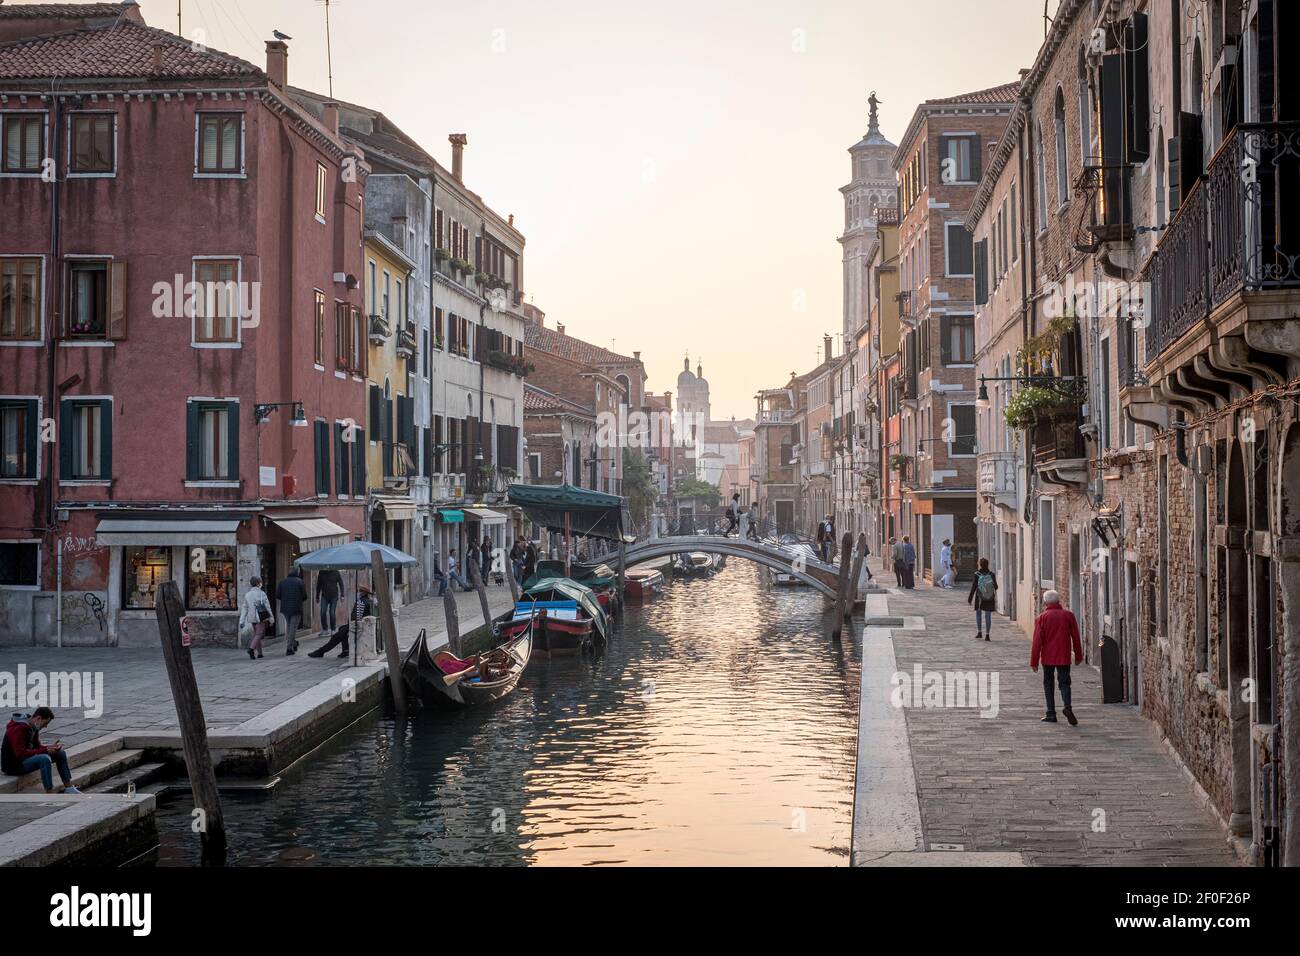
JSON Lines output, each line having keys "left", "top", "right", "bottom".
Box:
{"left": 154, "top": 562, "right": 861, "bottom": 866}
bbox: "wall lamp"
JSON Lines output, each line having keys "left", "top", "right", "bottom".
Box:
{"left": 254, "top": 401, "right": 308, "bottom": 426}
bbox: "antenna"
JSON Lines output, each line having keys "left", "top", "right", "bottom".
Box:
{"left": 177, "top": 0, "right": 182, "bottom": 35}
{"left": 317, "top": 0, "right": 336, "bottom": 97}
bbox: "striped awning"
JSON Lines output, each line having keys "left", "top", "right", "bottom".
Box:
{"left": 371, "top": 494, "right": 417, "bottom": 522}
{"left": 96, "top": 517, "right": 241, "bottom": 547}
{"left": 268, "top": 517, "right": 351, "bottom": 552}
{"left": 462, "top": 506, "right": 507, "bottom": 525}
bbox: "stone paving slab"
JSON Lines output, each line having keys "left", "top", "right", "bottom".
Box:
{"left": 873, "top": 573, "right": 1238, "bottom": 867}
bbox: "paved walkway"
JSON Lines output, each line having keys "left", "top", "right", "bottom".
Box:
{"left": 871, "top": 573, "right": 1237, "bottom": 866}
{"left": 0, "top": 585, "right": 516, "bottom": 749}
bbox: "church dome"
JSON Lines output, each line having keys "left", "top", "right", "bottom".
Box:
{"left": 677, "top": 356, "right": 697, "bottom": 388}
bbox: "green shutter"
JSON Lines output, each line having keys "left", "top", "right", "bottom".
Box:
{"left": 185, "top": 401, "right": 199, "bottom": 481}
{"left": 335, "top": 422, "right": 349, "bottom": 496}
{"left": 225, "top": 402, "right": 240, "bottom": 481}
{"left": 24, "top": 400, "right": 39, "bottom": 480}
{"left": 59, "top": 400, "right": 72, "bottom": 480}
{"left": 352, "top": 426, "right": 365, "bottom": 494}
{"left": 99, "top": 399, "right": 113, "bottom": 481}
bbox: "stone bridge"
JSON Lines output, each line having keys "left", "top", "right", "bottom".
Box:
{"left": 618, "top": 535, "right": 844, "bottom": 600}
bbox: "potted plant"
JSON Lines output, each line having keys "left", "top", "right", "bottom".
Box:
{"left": 888, "top": 453, "right": 911, "bottom": 474}
{"left": 1004, "top": 385, "right": 1078, "bottom": 430}
{"left": 434, "top": 247, "right": 450, "bottom": 262}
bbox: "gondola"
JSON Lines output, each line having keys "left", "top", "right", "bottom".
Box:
{"left": 527, "top": 559, "right": 622, "bottom": 618}
{"left": 496, "top": 577, "right": 608, "bottom": 655}
{"left": 401, "top": 625, "right": 532, "bottom": 709}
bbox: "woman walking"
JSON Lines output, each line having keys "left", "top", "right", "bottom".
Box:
{"left": 967, "top": 557, "right": 998, "bottom": 641}
{"left": 241, "top": 576, "right": 273, "bottom": 660}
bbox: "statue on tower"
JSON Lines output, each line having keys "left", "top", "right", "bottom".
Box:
{"left": 868, "top": 91, "right": 882, "bottom": 134}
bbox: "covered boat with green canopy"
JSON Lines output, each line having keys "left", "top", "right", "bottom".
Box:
{"left": 506, "top": 483, "right": 631, "bottom": 542}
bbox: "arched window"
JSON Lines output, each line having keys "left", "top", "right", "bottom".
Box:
{"left": 616, "top": 374, "right": 631, "bottom": 406}
{"left": 1054, "top": 88, "right": 1069, "bottom": 205}
{"left": 1035, "top": 121, "right": 1048, "bottom": 231}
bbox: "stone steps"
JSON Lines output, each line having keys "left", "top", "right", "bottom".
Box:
{"left": 1, "top": 743, "right": 143, "bottom": 794}
{"left": 86, "top": 761, "right": 170, "bottom": 795}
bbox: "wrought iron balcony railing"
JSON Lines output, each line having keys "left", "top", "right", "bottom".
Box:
{"left": 1145, "top": 122, "right": 1300, "bottom": 363}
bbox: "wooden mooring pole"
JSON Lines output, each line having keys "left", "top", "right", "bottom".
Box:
{"left": 442, "top": 582, "right": 462, "bottom": 657}
{"left": 154, "top": 580, "right": 226, "bottom": 863}
{"left": 847, "top": 532, "right": 868, "bottom": 619}
{"left": 468, "top": 554, "right": 494, "bottom": 631}
{"left": 369, "top": 552, "right": 407, "bottom": 716}
{"left": 831, "top": 532, "right": 854, "bottom": 638}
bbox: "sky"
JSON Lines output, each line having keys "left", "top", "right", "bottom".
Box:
{"left": 119, "top": 0, "right": 1050, "bottom": 419}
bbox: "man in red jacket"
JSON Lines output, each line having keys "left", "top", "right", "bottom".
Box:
{"left": 1, "top": 707, "right": 80, "bottom": 793}
{"left": 1030, "top": 590, "right": 1084, "bottom": 725}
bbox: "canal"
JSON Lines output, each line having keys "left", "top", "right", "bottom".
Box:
{"left": 152, "top": 562, "right": 862, "bottom": 865}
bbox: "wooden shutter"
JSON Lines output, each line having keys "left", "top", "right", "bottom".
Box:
{"left": 968, "top": 135, "right": 981, "bottom": 182}
{"left": 434, "top": 415, "right": 444, "bottom": 471}
{"left": 98, "top": 399, "right": 112, "bottom": 481}
{"left": 108, "top": 260, "right": 127, "bottom": 340}
{"left": 58, "top": 400, "right": 72, "bottom": 479}
{"left": 335, "top": 421, "right": 349, "bottom": 496}
{"left": 314, "top": 420, "right": 328, "bottom": 495}
{"left": 436, "top": 209, "right": 443, "bottom": 247}
{"left": 1177, "top": 111, "right": 1203, "bottom": 202}
{"left": 974, "top": 239, "right": 988, "bottom": 305}
{"left": 23, "top": 401, "right": 38, "bottom": 480}
{"left": 475, "top": 236, "right": 483, "bottom": 271}
{"left": 225, "top": 401, "right": 240, "bottom": 481}
{"left": 353, "top": 426, "right": 365, "bottom": 494}
{"left": 185, "top": 401, "right": 200, "bottom": 481}
{"left": 422, "top": 425, "right": 431, "bottom": 477}
{"left": 368, "top": 384, "right": 381, "bottom": 438}
{"left": 1124, "top": 14, "right": 1150, "bottom": 162}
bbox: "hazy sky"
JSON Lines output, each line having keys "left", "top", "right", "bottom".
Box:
{"left": 122, "top": 0, "right": 1049, "bottom": 419}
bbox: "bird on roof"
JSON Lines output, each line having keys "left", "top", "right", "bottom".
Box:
{"left": 272, "top": 30, "right": 293, "bottom": 41}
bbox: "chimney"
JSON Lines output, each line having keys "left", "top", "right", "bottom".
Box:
{"left": 323, "top": 102, "right": 340, "bottom": 136}
{"left": 633, "top": 351, "right": 641, "bottom": 361}
{"left": 557, "top": 322, "right": 566, "bottom": 336}
{"left": 823, "top": 334, "right": 833, "bottom": 359}
{"left": 449, "top": 133, "right": 467, "bottom": 181}
{"left": 152, "top": 41, "right": 166, "bottom": 73}
{"left": 265, "top": 40, "right": 288, "bottom": 88}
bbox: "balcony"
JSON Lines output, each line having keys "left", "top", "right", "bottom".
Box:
{"left": 368, "top": 314, "right": 390, "bottom": 343}
{"left": 756, "top": 409, "right": 794, "bottom": 424}
{"left": 1032, "top": 410, "right": 1088, "bottom": 488}
{"left": 396, "top": 322, "right": 417, "bottom": 358}
{"left": 1142, "top": 123, "right": 1300, "bottom": 397}
{"left": 978, "top": 450, "right": 1018, "bottom": 509}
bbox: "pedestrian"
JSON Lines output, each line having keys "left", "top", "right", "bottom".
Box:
{"left": 432, "top": 554, "right": 448, "bottom": 597}
{"left": 746, "top": 504, "right": 762, "bottom": 541}
{"left": 968, "top": 557, "right": 997, "bottom": 641}
{"left": 889, "top": 536, "right": 903, "bottom": 584}
{"left": 241, "top": 575, "right": 273, "bottom": 659}
{"left": 938, "top": 538, "right": 955, "bottom": 588}
{"left": 276, "top": 567, "right": 307, "bottom": 655}
{"left": 309, "top": 583, "right": 375, "bottom": 659}
{"left": 447, "top": 549, "right": 471, "bottom": 591}
{"left": 315, "top": 567, "right": 344, "bottom": 635}
{"left": 723, "top": 493, "right": 741, "bottom": 537}
{"left": 480, "top": 535, "right": 494, "bottom": 585}
{"left": 2, "top": 707, "right": 81, "bottom": 794}
{"left": 817, "top": 514, "right": 835, "bottom": 563}
{"left": 1030, "top": 589, "right": 1084, "bottom": 725}
{"left": 524, "top": 541, "right": 539, "bottom": 582}
{"left": 900, "top": 535, "right": 916, "bottom": 589}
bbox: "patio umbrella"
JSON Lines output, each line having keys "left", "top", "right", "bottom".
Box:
{"left": 293, "top": 541, "right": 417, "bottom": 667}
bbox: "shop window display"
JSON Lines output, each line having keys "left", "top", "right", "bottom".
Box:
{"left": 186, "top": 546, "right": 236, "bottom": 610}
{"left": 123, "top": 547, "right": 172, "bottom": 610}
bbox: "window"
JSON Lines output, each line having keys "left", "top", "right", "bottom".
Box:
{"left": 945, "top": 223, "right": 973, "bottom": 276}
{"left": 941, "top": 134, "right": 979, "bottom": 183}
{"left": 1099, "top": 336, "right": 1113, "bottom": 450}
{"left": 948, "top": 403, "right": 977, "bottom": 456}
{"left": 334, "top": 421, "right": 351, "bottom": 496}
{"left": 197, "top": 114, "right": 241, "bottom": 174}
{"left": 60, "top": 398, "right": 111, "bottom": 480}
{"left": 186, "top": 400, "right": 238, "bottom": 482}
{"left": 69, "top": 114, "right": 113, "bottom": 174}
{"left": 186, "top": 546, "right": 236, "bottom": 610}
{"left": 315, "top": 162, "right": 328, "bottom": 220}
{"left": 1038, "top": 497, "right": 1056, "bottom": 584}
{"left": 123, "top": 547, "right": 171, "bottom": 609}
{"left": 0, "top": 399, "right": 38, "bottom": 479}
{"left": 422, "top": 329, "right": 430, "bottom": 377}
{"left": 350, "top": 307, "right": 365, "bottom": 374}
{"left": 940, "top": 314, "right": 975, "bottom": 364}
{"left": 313, "top": 290, "right": 325, "bottom": 366}
{"left": 2, "top": 114, "right": 43, "bottom": 173}
{"left": 1035, "top": 122, "right": 1048, "bottom": 231}
{"left": 313, "top": 419, "right": 330, "bottom": 496}
{"left": 528, "top": 452, "right": 541, "bottom": 479}
{"left": 334, "top": 301, "right": 349, "bottom": 372}
{"left": 1010, "top": 180, "right": 1018, "bottom": 262}
{"left": 1054, "top": 89, "right": 1070, "bottom": 205}
{"left": 0, "top": 542, "right": 38, "bottom": 587}
{"left": 193, "top": 259, "right": 239, "bottom": 344}
{"left": 1, "top": 258, "right": 40, "bottom": 340}
{"left": 64, "top": 258, "right": 125, "bottom": 340}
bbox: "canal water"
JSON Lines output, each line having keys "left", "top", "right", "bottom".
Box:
{"left": 153, "top": 562, "right": 862, "bottom": 866}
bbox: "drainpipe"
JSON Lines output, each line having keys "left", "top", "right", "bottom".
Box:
{"left": 46, "top": 93, "right": 63, "bottom": 535}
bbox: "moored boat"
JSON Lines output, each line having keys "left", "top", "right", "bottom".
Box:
{"left": 401, "top": 626, "right": 532, "bottom": 709}
{"left": 623, "top": 566, "right": 664, "bottom": 599}
{"left": 498, "top": 577, "right": 608, "bottom": 655}
{"left": 672, "top": 552, "right": 716, "bottom": 578}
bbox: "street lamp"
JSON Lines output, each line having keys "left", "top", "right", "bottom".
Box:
{"left": 254, "top": 401, "right": 308, "bottom": 426}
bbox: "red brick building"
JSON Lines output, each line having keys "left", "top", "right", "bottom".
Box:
{"left": 0, "top": 4, "right": 368, "bottom": 645}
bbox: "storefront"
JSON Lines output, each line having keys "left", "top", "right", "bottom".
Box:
{"left": 369, "top": 494, "right": 417, "bottom": 605}
{"left": 258, "top": 514, "right": 352, "bottom": 635}
{"left": 96, "top": 512, "right": 252, "bottom": 646}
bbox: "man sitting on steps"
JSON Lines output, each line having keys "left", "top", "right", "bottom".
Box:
{"left": 2, "top": 707, "right": 81, "bottom": 794}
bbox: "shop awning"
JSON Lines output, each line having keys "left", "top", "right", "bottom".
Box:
{"left": 95, "top": 516, "right": 242, "bottom": 547}
{"left": 438, "top": 508, "right": 465, "bottom": 523}
{"left": 462, "top": 506, "right": 508, "bottom": 525}
{"left": 371, "top": 494, "right": 417, "bottom": 522}
{"left": 267, "top": 517, "right": 351, "bottom": 552}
